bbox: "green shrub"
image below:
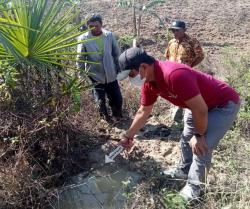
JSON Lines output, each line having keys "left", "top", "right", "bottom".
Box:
{"left": 160, "top": 189, "right": 186, "bottom": 209}
{"left": 222, "top": 48, "right": 250, "bottom": 138}
{"left": 0, "top": 0, "right": 92, "bottom": 110}
{"left": 222, "top": 49, "right": 250, "bottom": 116}
{"left": 118, "top": 34, "right": 135, "bottom": 51}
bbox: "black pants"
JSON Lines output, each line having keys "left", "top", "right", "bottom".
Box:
{"left": 92, "top": 80, "right": 123, "bottom": 118}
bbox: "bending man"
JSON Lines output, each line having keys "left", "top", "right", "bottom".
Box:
{"left": 117, "top": 47, "right": 240, "bottom": 201}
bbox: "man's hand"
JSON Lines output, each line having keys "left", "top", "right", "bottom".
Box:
{"left": 119, "top": 133, "right": 134, "bottom": 150}
{"left": 119, "top": 138, "right": 134, "bottom": 150}
{"left": 189, "top": 135, "right": 209, "bottom": 156}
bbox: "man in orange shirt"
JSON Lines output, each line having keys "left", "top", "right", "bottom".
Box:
{"left": 165, "top": 20, "right": 204, "bottom": 67}
{"left": 165, "top": 20, "right": 205, "bottom": 122}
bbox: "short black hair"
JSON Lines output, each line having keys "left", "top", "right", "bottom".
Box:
{"left": 87, "top": 14, "right": 103, "bottom": 25}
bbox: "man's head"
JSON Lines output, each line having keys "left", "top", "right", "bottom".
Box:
{"left": 117, "top": 47, "right": 156, "bottom": 85}
{"left": 87, "top": 14, "right": 103, "bottom": 36}
{"left": 169, "top": 20, "right": 186, "bottom": 40}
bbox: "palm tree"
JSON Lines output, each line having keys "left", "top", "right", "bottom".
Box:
{"left": 0, "top": 0, "right": 93, "bottom": 108}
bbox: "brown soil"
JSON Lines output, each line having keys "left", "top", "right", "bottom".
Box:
{"left": 81, "top": 0, "right": 250, "bottom": 75}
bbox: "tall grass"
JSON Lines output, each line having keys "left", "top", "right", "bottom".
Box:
{"left": 198, "top": 49, "right": 250, "bottom": 209}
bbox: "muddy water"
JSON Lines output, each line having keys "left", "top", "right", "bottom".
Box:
{"left": 56, "top": 166, "right": 140, "bottom": 209}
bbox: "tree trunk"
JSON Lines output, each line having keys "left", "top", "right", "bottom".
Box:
{"left": 133, "top": 0, "right": 137, "bottom": 37}
{"left": 137, "top": 12, "right": 142, "bottom": 43}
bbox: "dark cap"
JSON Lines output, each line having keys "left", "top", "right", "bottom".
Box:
{"left": 119, "top": 47, "right": 146, "bottom": 70}
{"left": 117, "top": 47, "right": 146, "bottom": 81}
{"left": 117, "top": 47, "right": 155, "bottom": 81}
{"left": 170, "top": 20, "right": 186, "bottom": 30}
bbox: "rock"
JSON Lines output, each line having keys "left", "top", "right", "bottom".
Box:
{"left": 221, "top": 204, "right": 233, "bottom": 209}
{"left": 113, "top": 127, "right": 122, "bottom": 134}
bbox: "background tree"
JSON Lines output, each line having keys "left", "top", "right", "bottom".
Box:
{"left": 116, "top": 0, "right": 166, "bottom": 42}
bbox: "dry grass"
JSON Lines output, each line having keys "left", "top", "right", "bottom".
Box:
{"left": 201, "top": 126, "right": 250, "bottom": 209}
{"left": 0, "top": 92, "right": 110, "bottom": 209}
{"left": 0, "top": 55, "right": 249, "bottom": 208}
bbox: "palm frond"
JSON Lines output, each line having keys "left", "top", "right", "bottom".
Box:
{"left": 0, "top": 0, "right": 92, "bottom": 69}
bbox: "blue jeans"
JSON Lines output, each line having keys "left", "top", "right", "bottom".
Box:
{"left": 91, "top": 80, "right": 123, "bottom": 118}
{"left": 179, "top": 101, "right": 240, "bottom": 186}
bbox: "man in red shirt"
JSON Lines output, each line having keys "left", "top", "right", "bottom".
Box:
{"left": 117, "top": 47, "right": 240, "bottom": 201}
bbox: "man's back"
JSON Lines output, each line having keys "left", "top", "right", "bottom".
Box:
{"left": 141, "top": 61, "right": 239, "bottom": 109}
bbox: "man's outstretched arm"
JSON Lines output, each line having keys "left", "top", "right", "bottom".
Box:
{"left": 120, "top": 104, "right": 153, "bottom": 149}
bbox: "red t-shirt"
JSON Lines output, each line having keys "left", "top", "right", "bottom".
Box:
{"left": 141, "top": 61, "right": 240, "bottom": 109}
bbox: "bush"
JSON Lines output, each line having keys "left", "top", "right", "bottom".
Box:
{"left": 222, "top": 48, "right": 250, "bottom": 137}
{"left": 118, "top": 35, "right": 135, "bottom": 52}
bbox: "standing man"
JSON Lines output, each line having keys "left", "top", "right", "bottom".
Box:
{"left": 165, "top": 20, "right": 205, "bottom": 122}
{"left": 117, "top": 47, "right": 240, "bottom": 201}
{"left": 165, "top": 20, "right": 204, "bottom": 67}
{"left": 77, "top": 14, "right": 123, "bottom": 121}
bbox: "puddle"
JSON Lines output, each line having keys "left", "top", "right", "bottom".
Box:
{"left": 56, "top": 166, "right": 140, "bottom": 209}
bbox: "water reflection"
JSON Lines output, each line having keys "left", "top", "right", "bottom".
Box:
{"left": 56, "top": 167, "right": 140, "bottom": 209}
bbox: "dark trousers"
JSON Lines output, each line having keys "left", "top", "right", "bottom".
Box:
{"left": 92, "top": 80, "right": 123, "bottom": 118}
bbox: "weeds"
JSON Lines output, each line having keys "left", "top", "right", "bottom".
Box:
{"left": 122, "top": 179, "right": 134, "bottom": 199}
{"left": 160, "top": 189, "right": 186, "bottom": 209}
{"left": 0, "top": 92, "right": 108, "bottom": 209}
{"left": 199, "top": 48, "right": 250, "bottom": 208}
{"left": 118, "top": 35, "right": 135, "bottom": 51}
{"left": 120, "top": 80, "right": 141, "bottom": 116}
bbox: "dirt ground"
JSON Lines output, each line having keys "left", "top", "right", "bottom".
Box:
{"left": 81, "top": 0, "right": 250, "bottom": 75}
{"left": 77, "top": 0, "right": 250, "bottom": 208}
